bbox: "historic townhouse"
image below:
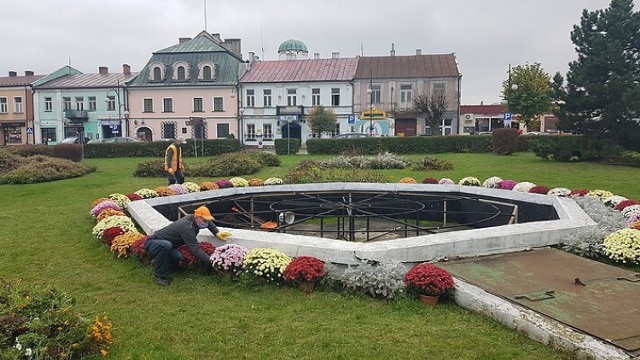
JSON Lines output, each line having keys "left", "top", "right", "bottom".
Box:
{"left": 353, "top": 49, "right": 461, "bottom": 136}
{"left": 239, "top": 40, "right": 357, "bottom": 146}
{"left": 33, "top": 65, "right": 135, "bottom": 144}
{"left": 0, "top": 71, "right": 43, "bottom": 145}
{"left": 126, "top": 31, "right": 243, "bottom": 141}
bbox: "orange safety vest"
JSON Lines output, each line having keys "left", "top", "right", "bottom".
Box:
{"left": 164, "top": 144, "right": 184, "bottom": 171}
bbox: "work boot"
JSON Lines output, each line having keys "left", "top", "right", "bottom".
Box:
{"left": 155, "top": 276, "right": 170, "bottom": 286}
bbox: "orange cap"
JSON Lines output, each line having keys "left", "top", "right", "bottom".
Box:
{"left": 194, "top": 206, "right": 213, "bottom": 220}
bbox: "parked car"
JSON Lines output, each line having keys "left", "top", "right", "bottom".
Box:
{"left": 88, "top": 137, "right": 142, "bottom": 144}
{"left": 60, "top": 137, "right": 89, "bottom": 144}
{"left": 333, "top": 132, "right": 369, "bottom": 139}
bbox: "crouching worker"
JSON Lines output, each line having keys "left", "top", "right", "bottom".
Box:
{"left": 145, "top": 206, "right": 232, "bottom": 286}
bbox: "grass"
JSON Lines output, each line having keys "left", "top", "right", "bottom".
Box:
{"left": 2, "top": 152, "right": 639, "bottom": 359}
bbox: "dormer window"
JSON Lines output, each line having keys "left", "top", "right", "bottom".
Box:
{"left": 148, "top": 62, "right": 167, "bottom": 81}
{"left": 197, "top": 61, "right": 216, "bottom": 81}
{"left": 177, "top": 66, "right": 186, "bottom": 80}
{"left": 172, "top": 61, "right": 191, "bottom": 81}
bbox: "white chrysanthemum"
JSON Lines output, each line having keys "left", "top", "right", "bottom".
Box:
{"left": 512, "top": 182, "right": 536, "bottom": 193}
{"left": 547, "top": 187, "right": 571, "bottom": 197}
{"left": 586, "top": 190, "right": 614, "bottom": 201}
{"left": 108, "top": 193, "right": 131, "bottom": 209}
{"left": 182, "top": 182, "right": 200, "bottom": 193}
{"left": 482, "top": 176, "right": 503, "bottom": 188}
{"left": 92, "top": 215, "right": 137, "bottom": 239}
{"left": 603, "top": 228, "right": 640, "bottom": 264}
{"left": 603, "top": 195, "right": 628, "bottom": 208}
{"left": 621, "top": 205, "right": 640, "bottom": 219}
{"left": 264, "top": 177, "right": 283, "bottom": 185}
{"left": 134, "top": 188, "right": 158, "bottom": 199}
{"left": 438, "top": 178, "right": 455, "bottom": 185}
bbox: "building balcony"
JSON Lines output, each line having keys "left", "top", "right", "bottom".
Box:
{"left": 64, "top": 110, "right": 89, "bottom": 120}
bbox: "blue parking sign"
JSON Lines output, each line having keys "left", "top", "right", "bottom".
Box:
{"left": 348, "top": 114, "right": 355, "bottom": 124}
{"left": 503, "top": 112, "right": 512, "bottom": 121}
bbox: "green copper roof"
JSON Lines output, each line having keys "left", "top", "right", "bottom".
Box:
{"left": 278, "top": 39, "right": 308, "bottom": 53}
{"left": 156, "top": 31, "right": 241, "bottom": 58}
{"left": 32, "top": 65, "right": 82, "bottom": 87}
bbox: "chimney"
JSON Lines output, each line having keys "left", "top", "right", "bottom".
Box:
{"left": 211, "top": 33, "right": 221, "bottom": 42}
{"left": 313, "top": 52, "right": 320, "bottom": 59}
{"left": 480, "top": 101, "right": 484, "bottom": 106}
{"left": 222, "top": 38, "right": 242, "bottom": 58}
{"left": 331, "top": 51, "right": 339, "bottom": 59}
{"left": 8, "top": 71, "right": 17, "bottom": 77}
{"left": 416, "top": 49, "right": 422, "bottom": 56}
{"left": 390, "top": 43, "right": 396, "bottom": 57}
{"left": 98, "top": 66, "right": 108, "bottom": 75}
{"left": 25, "top": 71, "right": 34, "bottom": 76}
{"left": 179, "top": 37, "right": 191, "bottom": 44}
{"left": 122, "top": 64, "right": 131, "bottom": 76}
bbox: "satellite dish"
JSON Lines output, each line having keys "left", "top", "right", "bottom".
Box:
{"left": 278, "top": 212, "right": 295, "bottom": 225}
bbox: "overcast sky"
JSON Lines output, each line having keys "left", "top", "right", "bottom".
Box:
{"left": 1, "top": 0, "right": 632, "bottom": 104}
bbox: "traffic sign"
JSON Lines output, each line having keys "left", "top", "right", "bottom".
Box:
{"left": 26, "top": 127, "right": 33, "bottom": 134}
{"left": 503, "top": 112, "right": 512, "bottom": 121}
{"left": 348, "top": 115, "right": 355, "bottom": 124}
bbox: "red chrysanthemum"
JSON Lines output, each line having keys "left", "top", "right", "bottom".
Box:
{"left": 615, "top": 199, "right": 640, "bottom": 211}
{"left": 283, "top": 256, "right": 325, "bottom": 283}
{"left": 178, "top": 242, "right": 216, "bottom": 267}
{"left": 403, "top": 263, "right": 455, "bottom": 297}
{"left": 101, "top": 227, "right": 125, "bottom": 245}
{"left": 422, "top": 177, "right": 439, "bottom": 184}
{"left": 569, "top": 189, "right": 589, "bottom": 197}
{"left": 529, "top": 185, "right": 550, "bottom": 194}
{"left": 126, "top": 193, "right": 143, "bottom": 201}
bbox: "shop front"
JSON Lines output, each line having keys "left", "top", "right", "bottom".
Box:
{"left": 1, "top": 121, "right": 26, "bottom": 145}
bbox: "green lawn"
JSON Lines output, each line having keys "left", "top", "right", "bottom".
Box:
{"left": 2, "top": 152, "right": 638, "bottom": 359}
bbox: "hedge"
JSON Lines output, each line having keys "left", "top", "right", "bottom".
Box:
{"left": 527, "top": 135, "right": 621, "bottom": 162}
{"left": 82, "top": 139, "right": 240, "bottom": 158}
{"left": 274, "top": 138, "right": 301, "bottom": 155}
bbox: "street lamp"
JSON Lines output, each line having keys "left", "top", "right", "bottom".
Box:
{"left": 104, "top": 79, "right": 130, "bottom": 137}
{"left": 287, "top": 118, "right": 292, "bottom": 155}
{"left": 366, "top": 81, "right": 373, "bottom": 136}
{"left": 506, "top": 64, "right": 518, "bottom": 129}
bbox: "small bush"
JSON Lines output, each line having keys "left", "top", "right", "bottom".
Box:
{"left": 5, "top": 145, "right": 53, "bottom": 158}
{"left": 284, "top": 167, "right": 390, "bottom": 184}
{"left": 0, "top": 155, "right": 96, "bottom": 184}
{"left": 491, "top": 128, "right": 520, "bottom": 155}
{"left": 191, "top": 153, "right": 261, "bottom": 177}
{"left": 274, "top": 138, "right": 301, "bottom": 155}
{"left": 410, "top": 156, "right": 455, "bottom": 171}
{"left": 319, "top": 153, "right": 409, "bottom": 170}
{"left": 52, "top": 144, "right": 83, "bottom": 162}
{"left": 0, "top": 150, "right": 21, "bottom": 174}
{"left": 252, "top": 151, "right": 281, "bottom": 167}
{"left": 328, "top": 260, "right": 407, "bottom": 300}
{"left": 133, "top": 160, "right": 166, "bottom": 178}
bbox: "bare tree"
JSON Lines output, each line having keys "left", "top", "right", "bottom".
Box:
{"left": 413, "top": 93, "right": 448, "bottom": 135}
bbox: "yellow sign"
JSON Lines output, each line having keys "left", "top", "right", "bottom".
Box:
{"left": 359, "top": 108, "right": 387, "bottom": 120}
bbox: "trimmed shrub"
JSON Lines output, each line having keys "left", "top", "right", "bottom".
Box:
{"left": 284, "top": 167, "right": 390, "bottom": 184}
{"left": 0, "top": 150, "right": 22, "bottom": 174}
{"left": 83, "top": 139, "right": 240, "bottom": 158}
{"left": 5, "top": 144, "right": 54, "bottom": 157}
{"left": 52, "top": 144, "right": 83, "bottom": 162}
{"left": 491, "top": 128, "right": 520, "bottom": 155}
{"left": 410, "top": 156, "right": 454, "bottom": 171}
{"left": 133, "top": 160, "right": 166, "bottom": 178}
{"left": 306, "top": 136, "right": 494, "bottom": 155}
{"left": 528, "top": 136, "right": 621, "bottom": 162}
{"left": 0, "top": 155, "right": 96, "bottom": 184}
{"left": 274, "top": 138, "right": 301, "bottom": 155}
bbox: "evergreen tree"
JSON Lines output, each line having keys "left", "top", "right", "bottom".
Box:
{"left": 560, "top": 0, "right": 640, "bottom": 149}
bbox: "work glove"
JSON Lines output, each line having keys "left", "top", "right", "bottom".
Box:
{"left": 215, "top": 231, "right": 232, "bottom": 241}
{"left": 167, "top": 168, "right": 175, "bottom": 175}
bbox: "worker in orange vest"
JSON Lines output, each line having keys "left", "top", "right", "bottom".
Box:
{"left": 164, "top": 137, "right": 187, "bottom": 185}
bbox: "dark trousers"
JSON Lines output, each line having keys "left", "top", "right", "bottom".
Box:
{"left": 145, "top": 238, "right": 184, "bottom": 278}
{"left": 167, "top": 169, "right": 185, "bottom": 185}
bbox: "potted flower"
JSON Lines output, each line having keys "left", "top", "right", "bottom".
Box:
{"left": 210, "top": 244, "right": 248, "bottom": 277}
{"left": 403, "top": 263, "right": 455, "bottom": 305}
{"left": 243, "top": 248, "right": 292, "bottom": 283}
{"left": 283, "top": 256, "right": 325, "bottom": 293}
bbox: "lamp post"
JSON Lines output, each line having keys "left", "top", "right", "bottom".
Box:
{"left": 104, "top": 80, "right": 129, "bottom": 138}
{"left": 287, "top": 118, "right": 292, "bottom": 155}
{"left": 506, "top": 64, "right": 518, "bottom": 129}
{"left": 366, "top": 80, "right": 373, "bottom": 136}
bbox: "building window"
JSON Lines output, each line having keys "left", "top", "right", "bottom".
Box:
{"left": 287, "top": 89, "right": 297, "bottom": 106}
{"left": 312, "top": 88, "right": 320, "bottom": 106}
{"left": 0, "top": 98, "right": 6, "bottom": 113}
{"left": 246, "top": 124, "right": 256, "bottom": 139}
{"left": 13, "top": 97, "right": 23, "bottom": 113}
{"left": 63, "top": 97, "right": 72, "bottom": 110}
{"left": 263, "top": 89, "right": 272, "bottom": 107}
{"left": 371, "top": 84, "right": 381, "bottom": 104}
{"left": 433, "top": 82, "right": 446, "bottom": 99}
{"left": 88, "top": 97, "right": 96, "bottom": 111}
{"left": 143, "top": 98, "right": 153, "bottom": 113}
{"left": 202, "top": 65, "right": 212, "bottom": 79}
{"left": 163, "top": 98, "right": 173, "bottom": 113}
{"left": 75, "top": 97, "right": 84, "bottom": 111}
{"left": 162, "top": 122, "right": 176, "bottom": 139}
{"left": 193, "top": 97, "right": 203, "bottom": 112}
{"left": 153, "top": 67, "right": 162, "bottom": 81}
{"left": 6, "top": 127, "right": 22, "bottom": 143}
{"left": 263, "top": 123, "right": 273, "bottom": 139}
{"left": 106, "top": 96, "right": 116, "bottom": 111}
{"left": 44, "top": 97, "right": 52, "bottom": 112}
{"left": 213, "top": 97, "right": 224, "bottom": 112}
{"left": 246, "top": 90, "right": 255, "bottom": 107}
{"left": 400, "top": 85, "right": 413, "bottom": 103}
{"left": 217, "top": 123, "right": 229, "bottom": 138}
{"left": 331, "top": 88, "right": 340, "bottom": 106}
{"left": 177, "top": 66, "right": 186, "bottom": 80}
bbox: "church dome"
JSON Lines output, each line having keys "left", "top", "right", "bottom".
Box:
{"left": 278, "top": 39, "right": 308, "bottom": 54}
